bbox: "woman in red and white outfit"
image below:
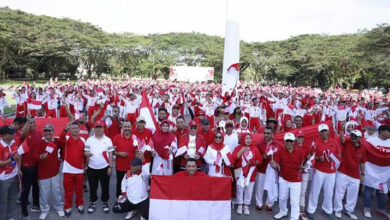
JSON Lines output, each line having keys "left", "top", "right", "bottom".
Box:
{"left": 203, "top": 131, "right": 233, "bottom": 177}
{"left": 233, "top": 133, "right": 262, "bottom": 216}
{"left": 151, "top": 121, "right": 177, "bottom": 176}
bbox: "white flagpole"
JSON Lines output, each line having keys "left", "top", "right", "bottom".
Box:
{"left": 222, "top": 0, "right": 240, "bottom": 95}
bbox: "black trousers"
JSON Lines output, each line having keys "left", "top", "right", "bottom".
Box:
{"left": 116, "top": 170, "right": 126, "bottom": 198}
{"left": 21, "top": 166, "right": 39, "bottom": 216}
{"left": 113, "top": 198, "right": 149, "bottom": 219}
{"left": 87, "top": 167, "right": 110, "bottom": 203}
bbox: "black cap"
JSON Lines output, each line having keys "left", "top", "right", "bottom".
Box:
{"left": 266, "top": 117, "right": 277, "bottom": 124}
{"left": 131, "top": 158, "right": 142, "bottom": 166}
{"left": 0, "top": 126, "right": 15, "bottom": 135}
{"left": 378, "top": 125, "right": 390, "bottom": 133}
{"left": 201, "top": 118, "right": 210, "bottom": 125}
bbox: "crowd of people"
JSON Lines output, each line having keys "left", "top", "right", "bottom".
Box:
{"left": 0, "top": 78, "right": 390, "bottom": 220}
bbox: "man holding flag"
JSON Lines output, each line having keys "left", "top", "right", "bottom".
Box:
{"left": 362, "top": 125, "right": 390, "bottom": 219}
{"left": 307, "top": 124, "right": 342, "bottom": 219}
{"left": 0, "top": 125, "right": 22, "bottom": 220}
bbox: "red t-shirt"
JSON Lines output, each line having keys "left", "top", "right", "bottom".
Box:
{"left": 174, "top": 170, "right": 207, "bottom": 176}
{"left": 338, "top": 140, "right": 366, "bottom": 179}
{"left": 174, "top": 128, "right": 189, "bottom": 142}
{"left": 37, "top": 138, "right": 62, "bottom": 180}
{"left": 274, "top": 147, "right": 305, "bottom": 182}
{"left": 22, "top": 129, "right": 43, "bottom": 167}
{"left": 296, "top": 140, "right": 311, "bottom": 158}
{"left": 198, "top": 129, "right": 215, "bottom": 147}
{"left": 313, "top": 137, "right": 341, "bottom": 173}
{"left": 113, "top": 134, "right": 136, "bottom": 171}
{"left": 60, "top": 132, "right": 85, "bottom": 170}
{"left": 107, "top": 118, "right": 121, "bottom": 141}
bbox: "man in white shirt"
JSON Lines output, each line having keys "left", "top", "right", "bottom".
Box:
{"left": 84, "top": 120, "right": 114, "bottom": 214}
{"left": 113, "top": 158, "right": 149, "bottom": 220}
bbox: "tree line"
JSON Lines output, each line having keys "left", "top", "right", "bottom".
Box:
{"left": 0, "top": 7, "right": 389, "bottom": 89}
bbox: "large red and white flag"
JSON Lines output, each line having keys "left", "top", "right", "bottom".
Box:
{"left": 363, "top": 136, "right": 390, "bottom": 191}
{"left": 27, "top": 99, "right": 42, "bottom": 110}
{"left": 221, "top": 20, "right": 240, "bottom": 95}
{"left": 149, "top": 176, "right": 231, "bottom": 220}
{"left": 139, "top": 91, "right": 158, "bottom": 133}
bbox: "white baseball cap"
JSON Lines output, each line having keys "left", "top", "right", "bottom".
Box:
{"left": 136, "top": 116, "right": 146, "bottom": 123}
{"left": 351, "top": 130, "right": 362, "bottom": 137}
{"left": 318, "top": 124, "right": 329, "bottom": 132}
{"left": 284, "top": 132, "right": 296, "bottom": 141}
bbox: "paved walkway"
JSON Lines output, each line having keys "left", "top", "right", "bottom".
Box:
{"left": 22, "top": 171, "right": 385, "bottom": 220}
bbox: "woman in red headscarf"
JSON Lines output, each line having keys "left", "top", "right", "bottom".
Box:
{"left": 203, "top": 131, "right": 233, "bottom": 177}
{"left": 151, "top": 120, "right": 177, "bottom": 175}
{"left": 232, "top": 133, "right": 263, "bottom": 216}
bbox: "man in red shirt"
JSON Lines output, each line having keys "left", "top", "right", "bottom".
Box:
{"left": 36, "top": 124, "right": 64, "bottom": 219}
{"left": 198, "top": 118, "right": 214, "bottom": 147}
{"left": 113, "top": 120, "right": 136, "bottom": 198}
{"left": 19, "top": 116, "right": 42, "bottom": 218}
{"left": 307, "top": 124, "right": 341, "bottom": 219}
{"left": 104, "top": 105, "right": 122, "bottom": 141}
{"left": 271, "top": 132, "right": 305, "bottom": 220}
{"left": 173, "top": 116, "right": 188, "bottom": 173}
{"left": 132, "top": 116, "right": 153, "bottom": 173}
{"left": 60, "top": 121, "right": 86, "bottom": 216}
{"left": 174, "top": 158, "right": 207, "bottom": 177}
{"left": 333, "top": 129, "right": 366, "bottom": 219}
{"left": 255, "top": 126, "right": 280, "bottom": 214}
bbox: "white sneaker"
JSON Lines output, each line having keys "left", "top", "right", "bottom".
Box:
{"left": 345, "top": 211, "right": 358, "bottom": 220}
{"left": 236, "top": 205, "right": 243, "bottom": 215}
{"left": 39, "top": 213, "right": 48, "bottom": 220}
{"left": 243, "top": 205, "right": 250, "bottom": 215}
{"left": 57, "top": 210, "right": 65, "bottom": 217}
{"left": 125, "top": 211, "right": 135, "bottom": 220}
{"left": 334, "top": 211, "right": 342, "bottom": 219}
{"left": 363, "top": 207, "right": 372, "bottom": 218}
{"left": 274, "top": 211, "right": 288, "bottom": 219}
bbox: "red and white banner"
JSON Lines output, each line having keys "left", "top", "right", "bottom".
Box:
{"left": 139, "top": 91, "right": 158, "bottom": 133}
{"left": 363, "top": 136, "right": 390, "bottom": 191}
{"left": 169, "top": 66, "right": 214, "bottom": 82}
{"left": 149, "top": 176, "right": 231, "bottom": 220}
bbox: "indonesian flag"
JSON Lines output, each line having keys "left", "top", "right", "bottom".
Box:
{"left": 221, "top": 20, "right": 240, "bottom": 95}
{"left": 139, "top": 91, "right": 158, "bottom": 133}
{"left": 27, "top": 99, "right": 42, "bottom": 110}
{"left": 363, "top": 136, "right": 390, "bottom": 191}
{"left": 132, "top": 135, "right": 152, "bottom": 152}
{"left": 17, "top": 142, "right": 29, "bottom": 155}
{"left": 149, "top": 176, "right": 231, "bottom": 220}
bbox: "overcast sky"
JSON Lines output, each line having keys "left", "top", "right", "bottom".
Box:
{"left": 1, "top": 0, "right": 389, "bottom": 42}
